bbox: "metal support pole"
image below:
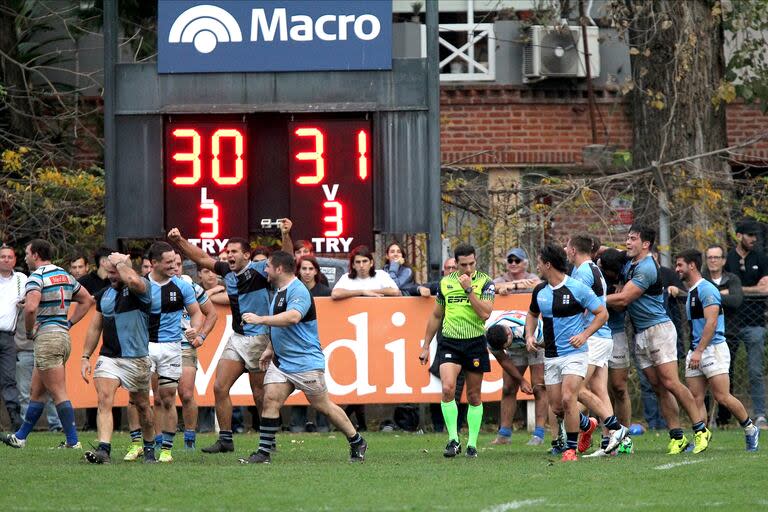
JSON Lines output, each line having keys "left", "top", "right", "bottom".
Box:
{"left": 103, "top": 0, "right": 118, "bottom": 247}
{"left": 426, "top": 0, "right": 442, "bottom": 280}
{"left": 653, "top": 165, "right": 671, "bottom": 266}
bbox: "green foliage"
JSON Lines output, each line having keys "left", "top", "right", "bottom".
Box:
{"left": 0, "top": 147, "right": 104, "bottom": 262}
{"left": 722, "top": 0, "right": 768, "bottom": 111}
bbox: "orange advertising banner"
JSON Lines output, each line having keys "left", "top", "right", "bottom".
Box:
{"left": 66, "top": 295, "right": 533, "bottom": 407}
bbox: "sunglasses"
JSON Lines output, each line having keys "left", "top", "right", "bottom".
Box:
{"left": 507, "top": 257, "right": 522, "bottom": 264}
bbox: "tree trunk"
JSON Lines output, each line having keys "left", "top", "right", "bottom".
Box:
{"left": 0, "top": 0, "right": 36, "bottom": 140}
{"left": 627, "top": 0, "right": 731, "bottom": 250}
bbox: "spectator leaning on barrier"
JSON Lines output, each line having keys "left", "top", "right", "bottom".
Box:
{"left": 725, "top": 220, "right": 768, "bottom": 429}
{"left": 331, "top": 245, "right": 400, "bottom": 300}
{"left": 413, "top": 258, "right": 457, "bottom": 297}
{"left": 493, "top": 247, "right": 541, "bottom": 295}
{"left": 382, "top": 241, "right": 416, "bottom": 295}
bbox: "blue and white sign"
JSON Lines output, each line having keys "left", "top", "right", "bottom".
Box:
{"left": 158, "top": 0, "right": 392, "bottom": 73}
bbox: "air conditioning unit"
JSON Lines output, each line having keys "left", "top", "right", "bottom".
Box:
{"left": 522, "top": 25, "right": 600, "bottom": 82}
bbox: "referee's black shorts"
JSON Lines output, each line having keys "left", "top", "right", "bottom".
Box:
{"left": 436, "top": 335, "right": 490, "bottom": 373}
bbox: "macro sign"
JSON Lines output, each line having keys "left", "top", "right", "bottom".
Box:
{"left": 157, "top": 0, "right": 392, "bottom": 73}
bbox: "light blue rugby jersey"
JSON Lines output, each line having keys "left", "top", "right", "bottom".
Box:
{"left": 96, "top": 278, "right": 152, "bottom": 358}
{"left": 571, "top": 261, "right": 612, "bottom": 339}
{"left": 213, "top": 260, "right": 270, "bottom": 336}
{"left": 25, "top": 265, "right": 81, "bottom": 333}
{"left": 530, "top": 277, "right": 603, "bottom": 358}
{"left": 179, "top": 276, "right": 209, "bottom": 349}
{"left": 148, "top": 275, "right": 197, "bottom": 343}
{"left": 686, "top": 278, "right": 726, "bottom": 350}
{"left": 621, "top": 255, "right": 669, "bottom": 332}
{"left": 269, "top": 278, "right": 325, "bottom": 374}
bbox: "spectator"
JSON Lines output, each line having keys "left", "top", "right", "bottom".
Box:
{"left": 725, "top": 220, "right": 768, "bottom": 429}
{"left": 78, "top": 247, "right": 112, "bottom": 295}
{"left": 293, "top": 240, "right": 329, "bottom": 286}
{"left": 331, "top": 245, "right": 400, "bottom": 300}
{"left": 493, "top": 248, "right": 540, "bottom": 294}
{"left": 251, "top": 246, "right": 271, "bottom": 262}
{"left": 0, "top": 244, "right": 24, "bottom": 430}
{"left": 702, "top": 244, "right": 745, "bottom": 426}
{"left": 68, "top": 255, "right": 88, "bottom": 280}
{"left": 413, "top": 258, "right": 457, "bottom": 297}
{"left": 289, "top": 256, "right": 331, "bottom": 432}
{"left": 382, "top": 241, "right": 416, "bottom": 294}
{"left": 198, "top": 267, "right": 229, "bottom": 306}
{"left": 140, "top": 256, "right": 152, "bottom": 277}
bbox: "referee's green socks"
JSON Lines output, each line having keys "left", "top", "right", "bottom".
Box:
{"left": 441, "top": 400, "right": 459, "bottom": 442}
{"left": 467, "top": 403, "right": 483, "bottom": 448}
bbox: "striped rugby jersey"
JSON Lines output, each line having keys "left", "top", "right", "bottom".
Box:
{"left": 25, "top": 265, "right": 81, "bottom": 334}
{"left": 436, "top": 271, "right": 495, "bottom": 340}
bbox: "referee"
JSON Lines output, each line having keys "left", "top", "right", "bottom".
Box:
{"left": 420, "top": 244, "right": 495, "bottom": 458}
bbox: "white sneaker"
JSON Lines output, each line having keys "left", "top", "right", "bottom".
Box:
{"left": 605, "top": 425, "right": 629, "bottom": 453}
{"left": 1, "top": 433, "right": 26, "bottom": 449}
{"left": 583, "top": 448, "right": 612, "bottom": 458}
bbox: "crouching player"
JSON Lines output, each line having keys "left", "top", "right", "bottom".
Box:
{"left": 675, "top": 250, "right": 759, "bottom": 452}
{"left": 80, "top": 253, "right": 156, "bottom": 463}
{"left": 526, "top": 244, "right": 627, "bottom": 462}
{"left": 239, "top": 251, "right": 367, "bottom": 464}
{"left": 485, "top": 311, "right": 546, "bottom": 445}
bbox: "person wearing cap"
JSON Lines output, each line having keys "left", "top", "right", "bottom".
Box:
{"left": 725, "top": 220, "right": 768, "bottom": 429}
{"left": 493, "top": 248, "right": 540, "bottom": 294}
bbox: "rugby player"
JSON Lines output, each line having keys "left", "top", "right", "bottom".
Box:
{"left": 239, "top": 251, "right": 367, "bottom": 464}
{"left": 2, "top": 239, "right": 93, "bottom": 449}
{"left": 168, "top": 220, "right": 293, "bottom": 455}
{"left": 419, "top": 243, "right": 494, "bottom": 459}
{"left": 607, "top": 225, "right": 711, "bottom": 454}
{"left": 675, "top": 249, "right": 759, "bottom": 452}
{"left": 80, "top": 252, "right": 156, "bottom": 464}
{"left": 525, "top": 244, "right": 626, "bottom": 462}
{"left": 485, "top": 310, "right": 546, "bottom": 446}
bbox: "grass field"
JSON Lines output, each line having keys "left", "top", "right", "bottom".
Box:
{"left": 1, "top": 430, "right": 765, "bottom": 511}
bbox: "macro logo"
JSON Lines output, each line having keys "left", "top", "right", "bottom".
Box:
{"left": 168, "top": 4, "right": 243, "bottom": 54}
{"left": 158, "top": 1, "right": 392, "bottom": 73}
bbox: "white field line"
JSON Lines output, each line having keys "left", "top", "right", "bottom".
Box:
{"left": 482, "top": 499, "right": 546, "bottom": 512}
{"left": 654, "top": 459, "right": 707, "bottom": 470}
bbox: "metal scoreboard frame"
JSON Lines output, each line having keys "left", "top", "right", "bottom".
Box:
{"left": 103, "top": 2, "right": 439, "bottom": 261}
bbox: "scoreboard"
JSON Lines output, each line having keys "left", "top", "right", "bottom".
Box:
{"left": 163, "top": 115, "right": 373, "bottom": 254}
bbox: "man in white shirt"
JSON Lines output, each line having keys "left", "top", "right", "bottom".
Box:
{"left": 0, "top": 244, "right": 26, "bottom": 430}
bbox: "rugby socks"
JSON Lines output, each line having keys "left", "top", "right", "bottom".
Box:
{"left": 602, "top": 415, "right": 621, "bottom": 431}
{"left": 533, "top": 425, "right": 545, "bottom": 439}
{"left": 219, "top": 430, "right": 233, "bottom": 444}
{"left": 692, "top": 421, "right": 707, "bottom": 433}
{"left": 154, "top": 433, "right": 163, "bottom": 450}
{"left": 347, "top": 432, "right": 364, "bottom": 447}
{"left": 15, "top": 400, "right": 44, "bottom": 440}
{"left": 740, "top": 418, "right": 755, "bottom": 432}
{"left": 440, "top": 400, "right": 459, "bottom": 442}
{"left": 467, "top": 403, "right": 483, "bottom": 448}
{"left": 161, "top": 431, "right": 175, "bottom": 450}
{"left": 669, "top": 428, "right": 684, "bottom": 440}
{"left": 566, "top": 432, "right": 578, "bottom": 451}
{"left": 129, "top": 429, "right": 142, "bottom": 445}
{"left": 257, "top": 416, "right": 280, "bottom": 456}
{"left": 55, "top": 401, "right": 78, "bottom": 446}
{"left": 579, "top": 413, "right": 591, "bottom": 432}
{"left": 600, "top": 436, "right": 609, "bottom": 450}
{"left": 98, "top": 442, "right": 111, "bottom": 455}
{"left": 497, "top": 427, "right": 512, "bottom": 439}
{"left": 184, "top": 429, "right": 196, "bottom": 444}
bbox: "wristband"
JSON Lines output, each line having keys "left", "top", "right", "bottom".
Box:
{"left": 67, "top": 320, "right": 73, "bottom": 329}
{"left": 464, "top": 287, "right": 473, "bottom": 294}
{"left": 82, "top": 354, "right": 91, "bottom": 359}
{"left": 198, "top": 333, "right": 206, "bottom": 340}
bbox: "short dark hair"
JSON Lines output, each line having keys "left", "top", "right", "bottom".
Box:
{"left": 148, "top": 241, "right": 174, "bottom": 262}
{"left": 454, "top": 243, "right": 476, "bottom": 260}
{"left": 294, "top": 240, "right": 313, "bottom": 254}
{"left": 70, "top": 254, "right": 88, "bottom": 265}
{"left": 599, "top": 248, "right": 627, "bottom": 275}
{"left": 706, "top": 245, "right": 725, "bottom": 258}
{"left": 92, "top": 247, "right": 112, "bottom": 267}
{"left": 348, "top": 245, "right": 376, "bottom": 279}
{"left": 251, "top": 245, "right": 271, "bottom": 260}
{"left": 296, "top": 256, "right": 321, "bottom": 284}
{"left": 539, "top": 243, "right": 569, "bottom": 273}
{"left": 270, "top": 250, "right": 295, "bottom": 274}
{"left": 591, "top": 236, "right": 601, "bottom": 255}
{"left": 675, "top": 249, "right": 702, "bottom": 270}
{"left": 628, "top": 223, "right": 656, "bottom": 247}
{"left": 227, "top": 237, "right": 251, "bottom": 255}
{"left": 486, "top": 325, "right": 508, "bottom": 351}
{"left": 27, "top": 239, "right": 54, "bottom": 261}
{"left": 569, "top": 233, "right": 594, "bottom": 254}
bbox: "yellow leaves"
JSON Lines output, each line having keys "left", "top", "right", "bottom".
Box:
{"left": 2, "top": 149, "right": 23, "bottom": 172}
{"left": 645, "top": 89, "right": 666, "bottom": 110}
{"left": 629, "top": 47, "right": 640, "bottom": 56}
{"left": 711, "top": 1, "right": 722, "bottom": 19}
{"left": 712, "top": 81, "right": 737, "bottom": 108}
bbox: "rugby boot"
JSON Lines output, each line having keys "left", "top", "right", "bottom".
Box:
{"left": 123, "top": 443, "right": 143, "bottom": 461}
{"left": 84, "top": 449, "right": 111, "bottom": 464}
{"left": 605, "top": 425, "right": 629, "bottom": 453}
{"left": 239, "top": 451, "right": 271, "bottom": 464}
{"left": 443, "top": 439, "right": 461, "bottom": 458}
{"left": 667, "top": 435, "right": 690, "bottom": 455}
{"left": 1, "top": 433, "right": 26, "bottom": 448}
{"left": 561, "top": 448, "right": 578, "bottom": 462}
{"left": 745, "top": 425, "right": 760, "bottom": 452}
{"left": 158, "top": 448, "right": 174, "bottom": 463}
{"left": 692, "top": 428, "right": 711, "bottom": 454}
{"left": 201, "top": 439, "right": 234, "bottom": 453}
{"left": 349, "top": 437, "right": 367, "bottom": 462}
{"left": 577, "top": 417, "right": 598, "bottom": 453}
{"left": 465, "top": 446, "right": 478, "bottom": 458}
